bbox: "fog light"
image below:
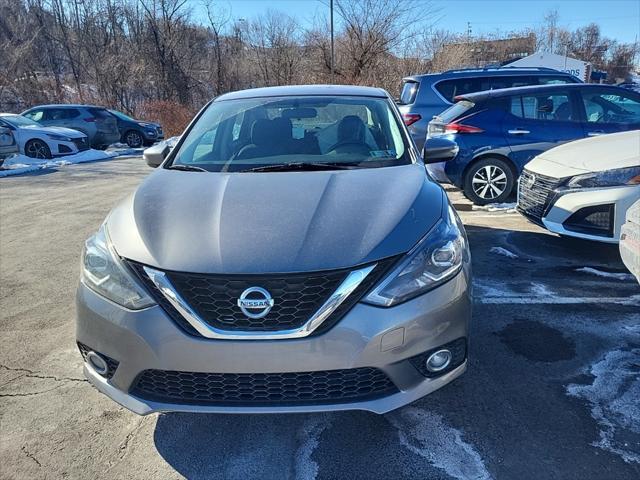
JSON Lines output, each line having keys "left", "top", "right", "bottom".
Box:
{"left": 426, "top": 349, "right": 452, "bottom": 372}
{"left": 86, "top": 351, "right": 109, "bottom": 376}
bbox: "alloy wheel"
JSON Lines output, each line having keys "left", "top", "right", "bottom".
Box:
{"left": 26, "top": 140, "right": 49, "bottom": 159}
{"left": 126, "top": 131, "right": 143, "bottom": 148}
{"left": 472, "top": 165, "right": 508, "bottom": 200}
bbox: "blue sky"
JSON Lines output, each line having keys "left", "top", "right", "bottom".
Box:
{"left": 191, "top": 0, "right": 640, "bottom": 44}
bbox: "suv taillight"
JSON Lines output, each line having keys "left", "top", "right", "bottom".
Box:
{"left": 444, "top": 123, "right": 483, "bottom": 134}
{"left": 402, "top": 113, "right": 421, "bottom": 127}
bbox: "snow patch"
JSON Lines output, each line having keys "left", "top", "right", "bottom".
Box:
{"left": 567, "top": 349, "right": 640, "bottom": 464}
{"left": 490, "top": 246, "right": 519, "bottom": 259}
{"left": 576, "top": 267, "right": 634, "bottom": 282}
{"left": 1, "top": 149, "right": 119, "bottom": 177}
{"left": 388, "top": 407, "right": 492, "bottom": 480}
{"left": 294, "top": 414, "right": 332, "bottom": 480}
{"left": 472, "top": 202, "right": 517, "bottom": 212}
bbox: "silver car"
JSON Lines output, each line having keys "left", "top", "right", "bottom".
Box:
{"left": 76, "top": 85, "right": 472, "bottom": 415}
{"left": 21, "top": 104, "right": 120, "bottom": 149}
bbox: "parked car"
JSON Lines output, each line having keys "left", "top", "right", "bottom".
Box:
{"left": 21, "top": 104, "right": 120, "bottom": 149}
{"left": 0, "top": 125, "right": 19, "bottom": 167}
{"left": 76, "top": 85, "right": 472, "bottom": 415}
{"left": 0, "top": 113, "right": 89, "bottom": 159}
{"left": 620, "top": 199, "right": 640, "bottom": 283}
{"left": 398, "top": 67, "right": 581, "bottom": 150}
{"left": 517, "top": 130, "right": 640, "bottom": 243}
{"left": 425, "top": 83, "right": 640, "bottom": 204}
{"left": 108, "top": 109, "right": 164, "bottom": 148}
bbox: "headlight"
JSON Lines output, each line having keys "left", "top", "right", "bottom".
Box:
{"left": 566, "top": 166, "right": 640, "bottom": 189}
{"left": 47, "top": 133, "right": 72, "bottom": 142}
{"left": 364, "top": 205, "right": 467, "bottom": 307}
{"left": 81, "top": 224, "right": 155, "bottom": 309}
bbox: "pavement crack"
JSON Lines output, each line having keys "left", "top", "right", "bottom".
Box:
{"left": 0, "top": 385, "right": 64, "bottom": 397}
{"left": 118, "top": 417, "right": 146, "bottom": 459}
{"left": 21, "top": 445, "right": 42, "bottom": 467}
{"left": 0, "top": 364, "right": 85, "bottom": 383}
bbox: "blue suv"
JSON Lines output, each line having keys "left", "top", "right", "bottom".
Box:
{"left": 398, "top": 67, "right": 581, "bottom": 150}
{"left": 424, "top": 83, "right": 640, "bottom": 204}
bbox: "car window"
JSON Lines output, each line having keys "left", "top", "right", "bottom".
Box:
{"left": 24, "top": 109, "right": 44, "bottom": 121}
{"left": 88, "top": 108, "right": 113, "bottom": 119}
{"left": 536, "top": 76, "right": 578, "bottom": 85}
{"left": 435, "top": 79, "right": 480, "bottom": 103}
{"left": 399, "top": 81, "right": 419, "bottom": 105}
{"left": 581, "top": 89, "right": 640, "bottom": 124}
{"left": 512, "top": 93, "right": 575, "bottom": 121}
{"left": 436, "top": 100, "right": 476, "bottom": 122}
{"left": 478, "top": 76, "right": 535, "bottom": 91}
{"left": 46, "top": 108, "right": 78, "bottom": 120}
{"left": 172, "top": 95, "right": 410, "bottom": 172}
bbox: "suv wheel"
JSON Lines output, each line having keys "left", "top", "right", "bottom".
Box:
{"left": 124, "top": 130, "right": 143, "bottom": 148}
{"left": 463, "top": 158, "right": 515, "bottom": 205}
{"left": 25, "top": 139, "right": 52, "bottom": 159}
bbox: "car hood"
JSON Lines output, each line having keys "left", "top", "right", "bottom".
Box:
{"left": 526, "top": 130, "right": 640, "bottom": 177}
{"left": 107, "top": 163, "right": 444, "bottom": 274}
{"left": 22, "top": 125, "right": 86, "bottom": 138}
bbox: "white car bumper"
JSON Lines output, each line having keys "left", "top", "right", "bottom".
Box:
{"left": 541, "top": 185, "right": 640, "bottom": 243}
{"left": 620, "top": 200, "right": 640, "bottom": 283}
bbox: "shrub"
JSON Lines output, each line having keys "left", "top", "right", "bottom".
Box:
{"left": 136, "top": 100, "right": 195, "bottom": 138}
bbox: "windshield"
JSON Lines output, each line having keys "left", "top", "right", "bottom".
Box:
{"left": 169, "top": 95, "right": 411, "bottom": 172}
{"left": 2, "top": 114, "right": 41, "bottom": 127}
{"left": 109, "top": 110, "right": 135, "bottom": 121}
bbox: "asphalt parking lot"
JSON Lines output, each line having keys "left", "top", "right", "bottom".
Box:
{"left": 1, "top": 157, "right": 639, "bottom": 480}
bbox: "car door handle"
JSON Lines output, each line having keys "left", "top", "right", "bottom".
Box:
{"left": 508, "top": 129, "right": 530, "bottom": 135}
{"left": 587, "top": 131, "right": 605, "bottom": 137}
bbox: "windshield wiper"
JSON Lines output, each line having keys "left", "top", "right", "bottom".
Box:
{"left": 242, "top": 162, "right": 361, "bottom": 173}
{"left": 167, "top": 164, "right": 208, "bottom": 172}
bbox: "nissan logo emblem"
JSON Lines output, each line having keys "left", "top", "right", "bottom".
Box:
{"left": 237, "top": 287, "right": 275, "bottom": 319}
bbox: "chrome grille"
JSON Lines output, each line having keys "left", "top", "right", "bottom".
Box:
{"left": 129, "top": 258, "right": 397, "bottom": 336}
{"left": 517, "top": 170, "right": 564, "bottom": 223}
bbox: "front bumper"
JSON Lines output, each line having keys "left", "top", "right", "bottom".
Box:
{"left": 76, "top": 270, "right": 471, "bottom": 415}
{"left": 540, "top": 185, "right": 639, "bottom": 243}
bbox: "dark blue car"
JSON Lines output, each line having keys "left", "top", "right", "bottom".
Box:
{"left": 424, "top": 83, "right": 640, "bottom": 205}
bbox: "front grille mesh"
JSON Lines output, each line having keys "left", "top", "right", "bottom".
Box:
{"left": 168, "top": 270, "right": 346, "bottom": 331}
{"left": 517, "top": 170, "right": 564, "bottom": 223}
{"left": 73, "top": 138, "right": 90, "bottom": 152}
{"left": 131, "top": 367, "right": 398, "bottom": 406}
{"left": 129, "top": 258, "right": 398, "bottom": 336}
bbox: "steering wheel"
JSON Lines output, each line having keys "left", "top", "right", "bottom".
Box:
{"left": 327, "top": 141, "right": 371, "bottom": 156}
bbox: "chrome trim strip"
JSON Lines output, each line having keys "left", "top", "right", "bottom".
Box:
{"left": 143, "top": 264, "right": 376, "bottom": 340}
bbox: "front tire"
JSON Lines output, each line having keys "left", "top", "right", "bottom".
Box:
{"left": 463, "top": 158, "right": 515, "bottom": 205}
{"left": 124, "top": 130, "right": 143, "bottom": 148}
{"left": 25, "top": 139, "right": 52, "bottom": 159}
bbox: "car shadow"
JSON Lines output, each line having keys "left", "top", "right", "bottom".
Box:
{"left": 153, "top": 411, "right": 327, "bottom": 479}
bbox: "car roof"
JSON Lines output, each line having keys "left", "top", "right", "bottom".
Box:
{"left": 215, "top": 85, "right": 389, "bottom": 102}
{"left": 24, "top": 104, "right": 107, "bottom": 109}
{"left": 403, "top": 67, "right": 575, "bottom": 82}
{"left": 457, "top": 83, "right": 630, "bottom": 103}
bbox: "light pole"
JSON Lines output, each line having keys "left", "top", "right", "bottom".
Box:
{"left": 330, "top": 0, "right": 335, "bottom": 83}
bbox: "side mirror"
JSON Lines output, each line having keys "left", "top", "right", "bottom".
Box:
{"left": 143, "top": 142, "right": 170, "bottom": 168}
{"left": 422, "top": 137, "right": 459, "bottom": 164}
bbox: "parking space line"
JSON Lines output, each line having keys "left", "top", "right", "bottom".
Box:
{"left": 477, "top": 295, "right": 640, "bottom": 305}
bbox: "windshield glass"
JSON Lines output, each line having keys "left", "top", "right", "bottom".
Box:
{"left": 170, "top": 95, "right": 410, "bottom": 172}
{"left": 435, "top": 100, "right": 476, "bottom": 123}
{"left": 2, "top": 115, "right": 40, "bottom": 127}
{"left": 109, "top": 110, "right": 135, "bottom": 121}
